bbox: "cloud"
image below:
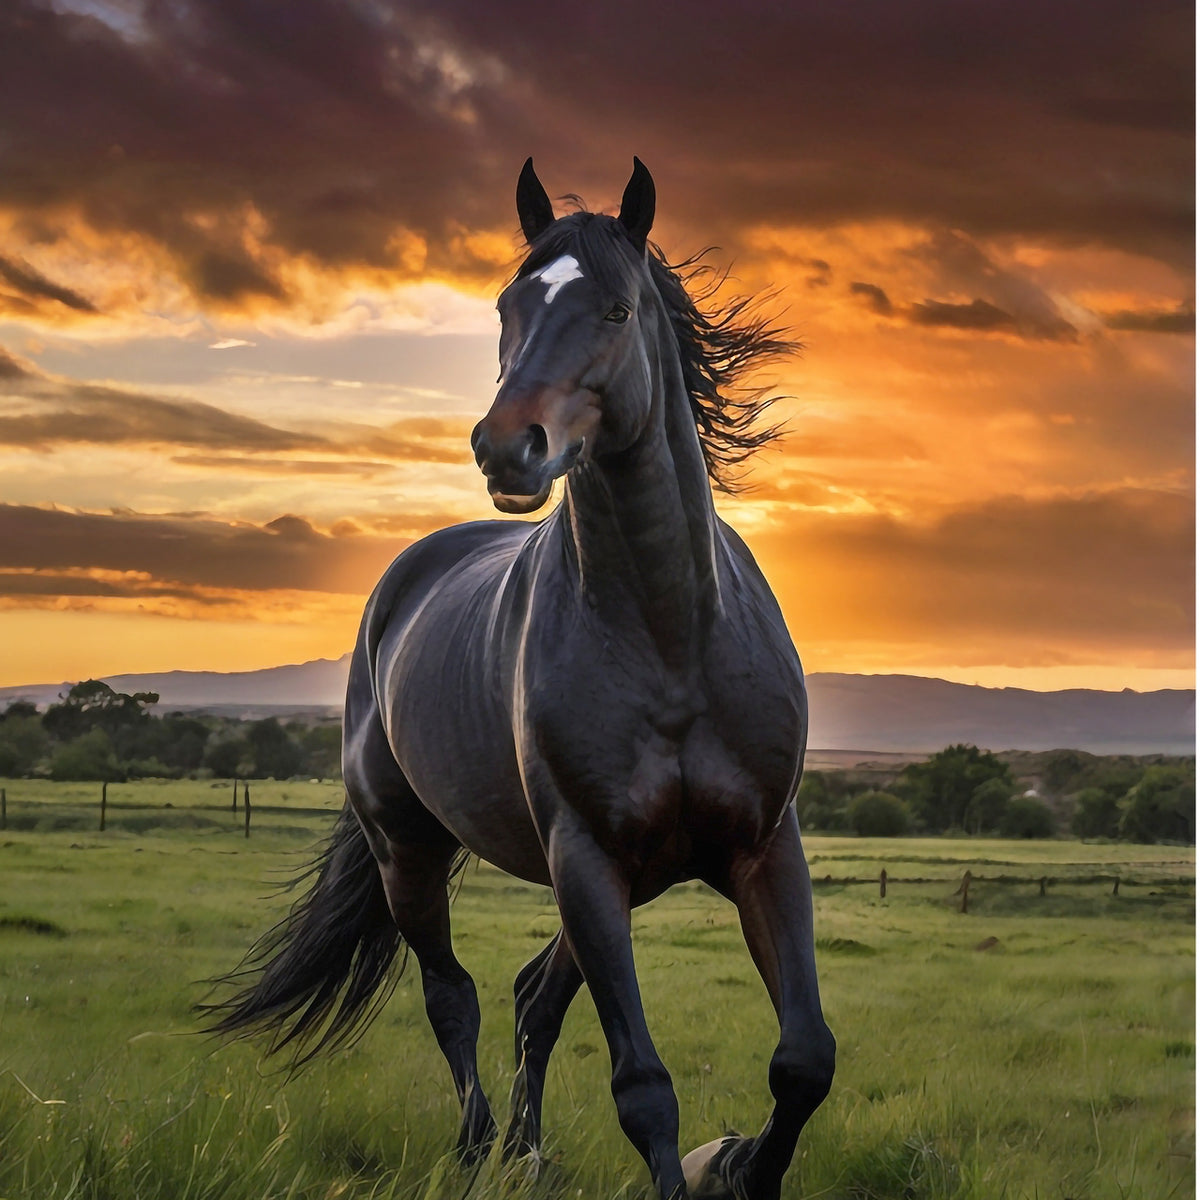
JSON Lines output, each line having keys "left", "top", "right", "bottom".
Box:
{"left": 849, "top": 281, "right": 893, "bottom": 316}
{"left": 903, "top": 230, "right": 1079, "bottom": 340}
{"left": 754, "top": 487, "right": 1193, "bottom": 656}
{"left": 0, "top": 347, "right": 31, "bottom": 379}
{"left": 0, "top": 504, "right": 413, "bottom": 595}
{"left": 0, "top": 0, "right": 1188, "bottom": 327}
{"left": 0, "top": 351, "right": 476, "bottom": 463}
{"left": 0, "top": 253, "right": 97, "bottom": 312}
{"left": 1102, "top": 301, "right": 1195, "bottom": 334}
{"left": 909, "top": 297, "right": 1020, "bottom": 334}
{"left": 170, "top": 454, "right": 398, "bottom": 477}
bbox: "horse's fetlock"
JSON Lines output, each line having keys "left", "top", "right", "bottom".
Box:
{"left": 769, "top": 1027, "right": 835, "bottom": 1105}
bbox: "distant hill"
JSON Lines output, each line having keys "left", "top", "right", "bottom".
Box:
{"left": 803, "top": 673, "right": 1193, "bottom": 755}
{"left": 0, "top": 659, "right": 1192, "bottom": 755}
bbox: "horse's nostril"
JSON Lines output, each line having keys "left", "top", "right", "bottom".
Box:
{"left": 524, "top": 424, "right": 549, "bottom": 465}
{"left": 470, "top": 422, "right": 488, "bottom": 464}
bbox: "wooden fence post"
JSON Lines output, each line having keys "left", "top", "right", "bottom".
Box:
{"left": 233, "top": 777, "right": 239, "bottom": 812}
{"left": 957, "top": 869, "right": 971, "bottom": 914}
{"left": 1112, "top": 876, "right": 1120, "bottom": 897}
{"left": 879, "top": 868, "right": 887, "bottom": 899}
{"left": 243, "top": 782, "right": 251, "bottom": 838}
{"left": 1039, "top": 876, "right": 1047, "bottom": 896}
{"left": 100, "top": 781, "right": 107, "bottom": 832}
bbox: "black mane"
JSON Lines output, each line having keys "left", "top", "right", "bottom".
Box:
{"left": 518, "top": 211, "right": 797, "bottom": 492}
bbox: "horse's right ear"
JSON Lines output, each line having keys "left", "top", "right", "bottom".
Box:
{"left": 516, "top": 158, "right": 555, "bottom": 244}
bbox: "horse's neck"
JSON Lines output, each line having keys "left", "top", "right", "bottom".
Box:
{"left": 561, "top": 343, "right": 721, "bottom": 675}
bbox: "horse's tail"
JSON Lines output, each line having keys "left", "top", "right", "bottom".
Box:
{"left": 198, "top": 803, "right": 403, "bottom": 1066}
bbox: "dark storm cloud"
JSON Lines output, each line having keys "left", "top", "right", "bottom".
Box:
{"left": 909, "top": 298, "right": 1019, "bottom": 334}
{"left": 1103, "top": 301, "right": 1196, "bottom": 334}
{"left": 0, "top": 505, "right": 411, "bottom": 594}
{"left": 0, "top": 254, "right": 97, "bottom": 312}
{"left": 849, "top": 282, "right": 893, "bottom": 316}
{"left": 903, "top": 230, "right": 1080, "bottom": 340}
{"left": 0, "top": 0, "right": 1190, "bottom": 307}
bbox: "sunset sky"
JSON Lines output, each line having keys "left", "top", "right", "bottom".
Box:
{"left": 0, "top": 0, "right": 1193, "bottom": 692}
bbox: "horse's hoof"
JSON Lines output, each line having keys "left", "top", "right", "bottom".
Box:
{"left": 681, "top": 1136, "right": 741, "bottom": 1199}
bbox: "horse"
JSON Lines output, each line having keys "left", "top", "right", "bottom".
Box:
{"left": 203, "top": 158, "right": 835, "bottom": 1200}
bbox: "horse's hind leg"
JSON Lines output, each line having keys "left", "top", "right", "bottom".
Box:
{"left": 374, "top": 837, "right": 498, "bottom": 1162}
{"left": 504, "top": 928, "right": 583, "bottom": 1159}
{"left": 346, "top": 725, "right": 496, "bottom": 1162}
{"left": 685, "top": 807, "right": 835, "bottom": 1200}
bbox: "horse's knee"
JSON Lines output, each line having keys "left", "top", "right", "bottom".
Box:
{"left": 769, "top": 1025, "right": 836, "bottom": 1109}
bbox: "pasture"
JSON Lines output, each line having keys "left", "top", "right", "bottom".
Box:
{"left": 0, "top": 779, "right": 1193, "bottom": 1199}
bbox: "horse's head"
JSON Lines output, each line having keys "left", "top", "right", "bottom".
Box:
{"left": 470, "top": 158, "right": 659, "bottom": 513}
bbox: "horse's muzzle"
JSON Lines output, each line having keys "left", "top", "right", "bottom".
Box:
{"left": 471, "top": 386, "right": 598, "bottom": 513}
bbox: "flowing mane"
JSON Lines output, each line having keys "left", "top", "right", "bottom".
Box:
{"left": 517, "top": 210, "right": 798, "bottom": 491}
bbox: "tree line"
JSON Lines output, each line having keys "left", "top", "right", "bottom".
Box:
{"left": 0, "top": 681, "right": 340, "bottom": 783}
{"left": 0, "top": 685, "right": 1192, "bottom": 844}
{"left": 797, "top": 743, "right": 1194, "bottom": 845}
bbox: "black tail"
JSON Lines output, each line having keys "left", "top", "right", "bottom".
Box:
{"left": 199, "top": 804, "right": 404, "bottom": 1066}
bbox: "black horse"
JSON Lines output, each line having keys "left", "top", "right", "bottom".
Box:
{"left": 205, "top": 159, "right": 835, "bottom": 1200}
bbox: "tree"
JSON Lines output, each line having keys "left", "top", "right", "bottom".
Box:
{"left": 300, "top": 724, "right": 342, "bottom": 780}
{"left": 848, "top": 790, "right": 909, "bottom": 837}
{"left": 49, "top": 728, "right": 123, "bottom": 781}
{"left": 999, "top": 795, "right": 1056, "bottom": 839}
{"left": 898, "top": 745, "right": 1013, "bottom": 832}
{"left": 796, "top": 772, "right": 849, "bottom": 832}
{"left": 1071, "top": 787, "right": 1120, "bottom": 839}
{"left": 0, "top": 713, "right": 48, "bottom": 776}
{"left": 1040, "top": 749, "right": 1092, "bottom": 795}
{"left": 43, "top": 680, "right": 158, "bottom": 742}
{"left": 1119, "top": 766, "right": 1195, "bottom": 844}
{"left": 204, "top": 736, "right": 249, "bottom": 779}
{"left": 965, "top": 777, "right": 1014, "bottom": 834}
{"left": 247, "top": 718, "right": 302, "bottom": 779}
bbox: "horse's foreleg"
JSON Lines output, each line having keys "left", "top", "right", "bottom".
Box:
{"left": 504, "top": 927, "right": 583, "bottom": 1159}
{"left": 546, "top": 819, "right": 688, "bottom": 1200}
{"left": 685, "top": 808, "right": 835, "bottom": 1200}
{"left": 377, "top": 842, "right": 498, "bottom": 1162}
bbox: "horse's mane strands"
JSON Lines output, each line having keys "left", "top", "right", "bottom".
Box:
{"left": 648, "top": 245, "right": 798, "bottom": 492}
{"left": 517, "top": 210, "right": 798, "bottom": 492}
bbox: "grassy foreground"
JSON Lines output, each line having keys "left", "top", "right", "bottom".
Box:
{"left": 0, "top": 781, "right": 1193, "bottom": 1199}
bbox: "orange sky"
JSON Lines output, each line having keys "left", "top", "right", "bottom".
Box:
{"left": 0, "top": 0, "right": 1192, "bottom": 692}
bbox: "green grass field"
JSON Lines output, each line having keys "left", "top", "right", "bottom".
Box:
{"left": 0, "top": 780, "right": 1193, "bottom": 1199}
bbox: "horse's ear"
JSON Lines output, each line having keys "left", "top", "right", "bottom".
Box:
{"left": 516, "top": 157, "right": 555, "bottom": 244}
{"left": 618, "top": 157, "right": 655, "bottom": 251}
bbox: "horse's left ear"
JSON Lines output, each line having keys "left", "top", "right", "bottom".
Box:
{"left": 517, "top": 157, "right": 555, "bottom": 244}
{"left": 618, "top": 157, "right": 655, "bottom": 251}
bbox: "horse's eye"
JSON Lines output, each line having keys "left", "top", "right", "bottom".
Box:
{"left": 604, "top": 303, "right": 630, "bottom": 324}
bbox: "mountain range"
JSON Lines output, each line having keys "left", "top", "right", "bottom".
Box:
{"left": 0, "top": 657, "right": 1192, "bottom": 755}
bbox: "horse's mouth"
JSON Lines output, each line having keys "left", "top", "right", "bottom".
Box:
{"left": 489, "top": 483, "right": 554, "bottom": 514}
{"left": 485, "top": 436, "right": 588, "bottom": 514}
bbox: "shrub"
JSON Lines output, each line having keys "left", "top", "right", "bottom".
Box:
{"left": 849, "top": 790, "right": 910, "bottom": 837}
{"left": 797, "top": 771, "right": 849, "bottom": 832}
{"left": 999, "top": 795, "right": 1056, "bottom": 839}
{"left": 1119, "top": 766, "right": 1195, "bottom": 843}
{"left": 965, "top": 777, "right": 1013, "bottom": 833}
{"left": 48, "top": 729, "right": 123, "bottom": 782}
{"left": 1071, "top": 787, "right": 1120, "bottom": 839}
{"left": 898, "top": 744, "right": 1013, "bottom": 832}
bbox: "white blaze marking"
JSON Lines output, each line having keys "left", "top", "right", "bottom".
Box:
{"left": 533, "top": 254, "right": 584, "bottom": 303}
